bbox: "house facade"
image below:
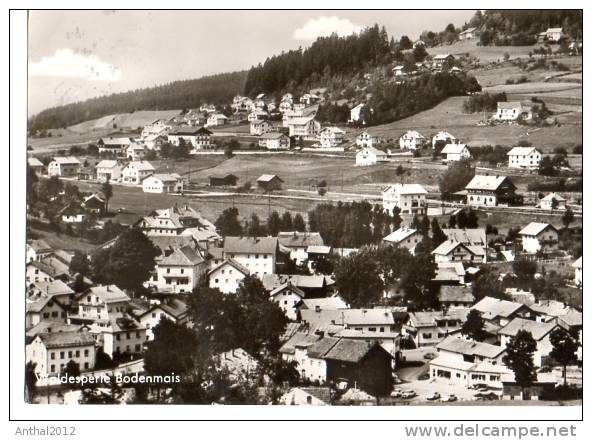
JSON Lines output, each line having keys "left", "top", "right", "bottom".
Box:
{"left": 382, "top": 183, "right": 428, "bottom": 215}
{"left": 47, "top": 157, "right": 81, "bottom": 177}
{"left": 121, "top": 161, "right": 155, "bottom": 184}
{"left": 399, "top": 131, "right": 427, "bottom": 150}
{"left": 319, "top": 127, "right": 345, "bottom": 148}
{"left": 151, "top": 245, "right": 207, "bottom": 293}
{"left": 96, "top": 160, "right": 123, "bottom": 182}
{"left": 519, "top": 222, "right": 559, "bottom": 254}
{"left": 142, "top": 174, "right": 184, "bottom": 194}
{"left": 441, "top": 143, "right": 471, "bottom": 162}
{"left": 464, "top": 175, "right": 517, "bottom": 207}
{"left": 356, "top": 146, "right": 387, "bottom": 166}
{"left": 250, "top": 120, "right": 274, "bottom": 136}
{"left": 258, "top": 133, "right": 290, "bottom": 150}
{"left": 496, "top": 102, "right": 524, "bottom": 121}
{"left": 222, "top": 236, "right": 279, "bottom": 278}
{"left": 208, "top": 259, "right": 249, "bottom": 294}
{"left": 26, "top": 332, "right": 96, "bottom": 377}
{"left": 507, "top": 147, "right": 542, "bottom": 169}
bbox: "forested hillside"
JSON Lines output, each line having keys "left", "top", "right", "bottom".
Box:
{"left": 244, "top": 25, "right": 394, "bottom": 96}
{"left": 28, "top": 71, "right": 247, "bottom": 133}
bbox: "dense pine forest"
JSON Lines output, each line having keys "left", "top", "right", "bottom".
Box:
{"left": 244, "top": 24, "right": 393, "bottom": 96}
{"left": 28, "top": 71, "right": 247, "bottom": 133}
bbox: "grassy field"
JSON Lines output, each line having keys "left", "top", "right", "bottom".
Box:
{"left": 428, "top": 41, "right": 538, "bottom": 63}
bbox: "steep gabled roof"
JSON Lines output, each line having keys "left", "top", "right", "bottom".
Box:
{"left": 224, "top": 236, "right": 278, "bottom": 255}
{"left": 159, "top": 245, "right": 205, "bottom": 266}
{"left": 465, "top": 175, "right": 513, "bottom": 191}
{"left": 498, "top": 317, "right": 558, "bottom": 341}
{"left": 519, "top": 222, "right": 556, "bottom": 237}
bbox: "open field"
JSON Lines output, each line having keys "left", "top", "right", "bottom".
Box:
{"left": 348, "top": 96, "right": 582, "bottom": 152}
{"left": 427, "top": 41, "right": 539, "bottom": 63}
{"left": 67, "top": 109, "right": 183, "bottom": 133}
{"left": 483, "top": 82, "right": 580, "bottom": 95}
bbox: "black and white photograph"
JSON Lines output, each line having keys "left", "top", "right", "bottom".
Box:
{"left": 7, "top": 6, "right": 586, "bottom": 430}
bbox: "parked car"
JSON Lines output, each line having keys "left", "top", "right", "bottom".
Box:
{"left": 401, "top": 390, "right": 417, "bottom": 399}
{"left": 423, "top": 352, "right": 437, "bottom": 360}
{"left": 390, "top": 388, "right": 403, "bottom": 398}
{"left": 441, "top": 394, "right": 458, "bottom": 402}
{"left": 474, "top": 391, "right": 499, "bottom": 401}
{"left": 426, "top": 392, "right": 441, "bottom": 401}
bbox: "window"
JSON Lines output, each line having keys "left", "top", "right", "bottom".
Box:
{"left": 50, "top": 365, "right": 55, "bottom": 373}
{"left": 68, "top": 351, "right": 72, "bottom": 359}
{"left": 84, "top": 349, "right": 89, "bottom": 357}
{"left": 75, "top": 350, "right": 80, "bottom": 358}
{"left": 50, "top": 353, "right": 55, "bottom": 360}
{"left": 60, "top": 352, "right": 65, "bottom": 359}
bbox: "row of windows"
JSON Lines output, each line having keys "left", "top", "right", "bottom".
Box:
{"left": 50, "top": 361, "right": 90, "bottom": 373}
{"left": 115, "top": 331, "right": 142, "bottom": 341}
{"left": 49, "top": 349, "right": 90, "bottom": 360}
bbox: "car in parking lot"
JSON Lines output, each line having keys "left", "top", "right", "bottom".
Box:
{"left": 441, "top": 394, "right": 458, "bottom": 402}
{"left": 474, "top": 391, "right": 499, "bottom": 401}
{"left": 401, "top": 390, "right": 417, "bottom": 399}
{"left": 426, "top": 392, "right": 441, "bottom": 401}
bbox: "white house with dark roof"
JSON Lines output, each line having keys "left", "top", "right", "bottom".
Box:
{"left": 432, "top": 54, "right": 454, "bottom": 70}
{"left": 168, "top": 126, "right": 213, "bottom": 149}
{"left": 152, "top": 245, "right": 207, "bottom": 293}
{"left": 206, "top": 113, "right": 228, "bottom": 127}
{"left": 71, "top": 285, "right": 131, "bottom": 323}
{"left": 26, "top": 239, "right": 53, "bottom": 262}
{"left": 142, "top": 173, "right": 184, "bottom": 194}
{"left": 539, "top": 193, "right": 566, "bottom": 211}
{"left": 459, "top": 27, "right": 480, "bottom": 40}
{"left": 356, "top": 146, "right": 388, "bottom": 166}
{"left": 429, "top": 336, "right": 510, "bottom": 388}
{"left": 258, "top": 132, "right": 290, "bottom": 150}
{"left": 403, "top": 309, "right": 469, "bottom": 347}
{"left": 137, "top": 205, "right": 217, "bottom": 237}
{"left": 441, "top": 143, "right": 471, "bottom": 162}
{"left": 471, "top": 296, "right": 533, "bottom": 327}
{"left": 546, "top": 27, "right": 563, "bottom": 42}
{"left": 223, "top": 236, "right": 279, "bottom": 278}
{"left": 432, "top": 240, "right": 486, "bottom": 264}
{"left": 507, "top": 146, "right": 542, "bottom": 169}
{"left": 96, "top": 160, "right": 123, "bottom": 182}
{"left": 250, "top": 120, "right": 274, "bottom": 136}
{"left": 26, "top": 296, "right": 68, "bottom": 329}
{"left": 47, "top": 156, "right": 81, "bottom": 177}
{"left": 26, "top": 331, "right": 96, "bottom": 377}
{"left": 399, "top": 130, "right": 427, "bottom": 150}
{"left": 97, "top": 137, "right": 134, "bottom": 156}
{"left": 355, "top": 131, "right": 374, "bottom": 148}
{"left": 287, "top": 116, "right": 321, "bottom": 139}
{"left": 208, "top": 259, "right": 250, "bottom": 294}
{"left": 270, "top": 283, "right": 306, "bottom": 320}
{"left": 382, "top": 183, "right": 428, "bottom": 215}
{"left": 382, "top": 227, "right": 422, "bottom": 254}
{"left": 464, "top": 175, "right": 516, "bottom": 207}
{"left": 137, "top": 298, "right": 189, "bottom": 341}
{"left": 498, "top": 318, "right": 559, "bottom": 367}
{"left": 319, "top": 127, "right": 345, "bottom": 148}
{"left": 519, "top": 222, "right": 559, "bottom": 254}
{"left": 438, "top": 285, "right": 475, "bottom": 309}
{"left": 349, "top": 103, "right": 365, "bottom": 123}
{"left": 277, "top": 231, "right": 325, "bottom": 266}
{"left": 495, "top": 102, "right": 524, "bottom": 121}
{"left": 121, "top": 161, "right": 155, "bottom": 184}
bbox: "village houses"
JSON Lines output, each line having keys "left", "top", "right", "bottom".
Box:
{"left": 167, "top": 126, "right": 213, "bottom": 150}
{"left": 28, "top": 157, "right": 45, "bottom": 175}
{"left": 355, "top": 131, "right": 375, "bottom": 148}
{"left": 432, "top": 240, "right": 486, "bottom": 264}
{"left": 121, "top": 161, "right": 156, "bottom": 184}
{"left": 26, "top": 332, "right": 96, "bottom": 377}
{"left": 539, "top": 192, "right": 566, "bottom": 211}
{"left": 208, "top": 259, "right": 250, "bottom": 294}
{"left": 403, "top": 309, "right": 469, "bottom": 347}
{"left": 277, "top": 231, "right": 325, "bottom": 266}
{"left": 136, "top": 205, "right": 217, "bottom": 237}
{"left": 498, "top": 318, "right": 559, "bottom": 367}
{"left": 318, "top": 126, "right": 346, "bottom": 148}
{"left": 149, "top": 245, "right": 207, "bottom": 293}
{"left": 250, "top": 120, "right": 274, "bottom": 136}
{"left": 441, "top": 143, "right": 471, "bottom": 162}
{"left": 96, "top": 160, "right": 123, "bottom": 182}
{"left": 47, "top": 156, "right": 81, "bottom": 178}
{"left": 382, "top": 227, "right": 422, "bottom": 254}
{"left": 496, "top": 102, "right": 524, "bottom": 121}
{"left": 258, "top": 132, "right": 290, "bottom": 150}
{"left": 356, "top": 146, "right": 388, "bottom": 166}
{"left": 222, "top": 236, "right": 279, "bottom": 278}
{"left": 459, "top": 27, "right": 480, "bottom": 40}
{"left": 97, "top": 137, "right": 134, "bottom": 156}
{"left": 518, "top": 222, "right": 559, "bottom": 254}
{"left": 507, "top": 146, "right": 542, "bottom": 169}
{"left": 206, "top": 113, "right": 228, "bottom": 127}
{"left": 349, "top": 103, "right": 365, "bottom": 123}
{"left": 382, "top": 183, "right": 428, "bottom": 215}
{"left": 429, "top": 336, "right": 509, "bottom": 389}
{"left": 287, "top": 116, "right": 321, "bottom": 139}
{"left": 270, "top": 283, "right": 306, "bottom": 320}
{"left": 137, "top": 298, "right": 189, "bottom": 341}
{"left": 432, "top": 131, "right": 456, "bottom": 148}
{"left": 399, "top": 130, "right": 428, "bottom": 150}
{"left": 463, "top": 175, "right": 517, "bottom": 207}
{"left": 142, "top": 173, "right": 184, "bottom": 194}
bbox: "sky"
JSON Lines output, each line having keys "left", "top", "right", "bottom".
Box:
{"left": 28, "top": 10, "right": 476, "bottom": 116}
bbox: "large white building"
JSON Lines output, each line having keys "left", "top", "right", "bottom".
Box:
{"left": 399, "top": 130, "right": 428, "bottom": 150}
{"left": 26, "top": 332, "right": 96, "bottom": 377}
{"left": 151, "top": 245, "right": 207, "bottom": 293}
{"left": 288, "top": 117, "right": 321, "bottom": 139}
{"left": 222, "top": 237, "right": 279, "bottom": 278}
{"left": 507, "top": 146, "right": 542, "bottom": 170}
{"left": 382, "top": 183, "right": 428, "bottom": 215}
{"left": 96, "top": 160, "right": 123, "bottom": 182}
{"left": 319, "top": 127, "right": 345, "bottom": 148}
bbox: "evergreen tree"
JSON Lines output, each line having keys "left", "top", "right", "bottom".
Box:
{"left": 503, "top": 330, "right": 538, "bottom": 392}
{"left": 215, "top": 207, "right": 243, "bottom": 236}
